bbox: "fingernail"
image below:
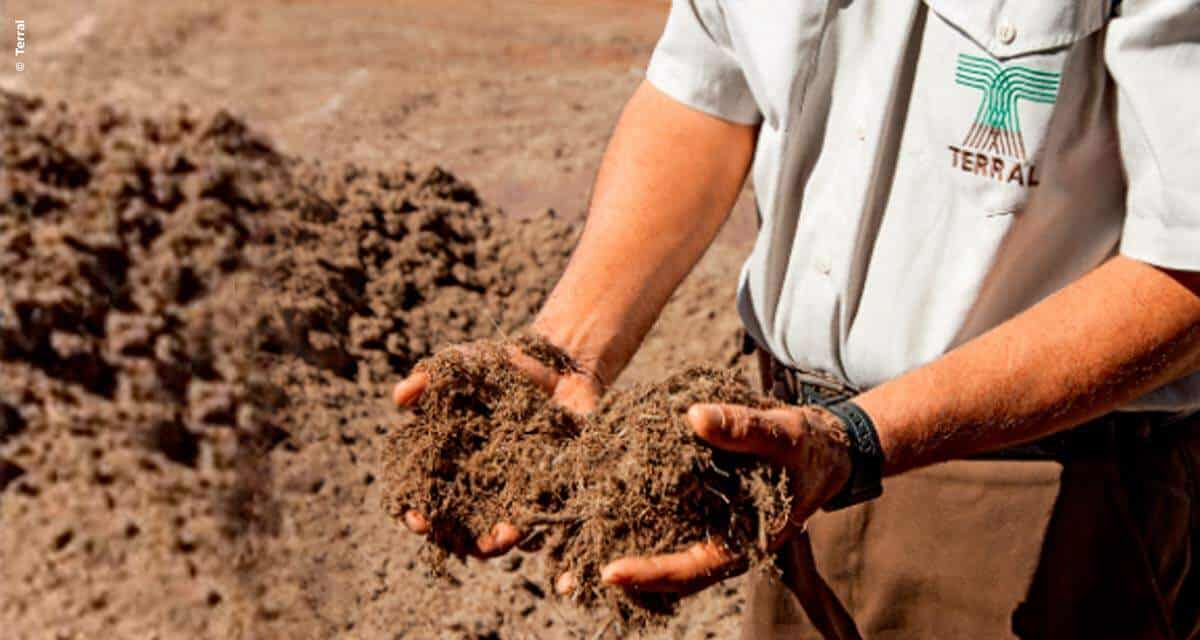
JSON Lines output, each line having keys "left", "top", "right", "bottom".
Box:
{"left": 493, "top": 524, "right": 519, "bottom": 548}
{"left": 477, "top": 538, "right": 495, "bottom": 554}
{"left": 688, "top": 404, "right": 723, "bottom": 431}
{"left": 404, "top": 511, "right": 430, "bottom": 534}
{"left": 484, "top": 524, "right": 503, "bottom": 549}
{"left": 600, "top": 564, "right": 623, "bottom": 585}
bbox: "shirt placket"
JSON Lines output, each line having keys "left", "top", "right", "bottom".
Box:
{"left": 772, "top": 2, "right": 849, "bottom": 375}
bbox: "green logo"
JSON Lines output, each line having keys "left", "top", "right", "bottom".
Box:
{"left": 954, "top": 54, "right": 1060, "bottom": 160}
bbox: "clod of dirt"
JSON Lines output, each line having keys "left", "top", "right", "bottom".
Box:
{"left": 383, "top": 337, "right": 791, "bottom": 628}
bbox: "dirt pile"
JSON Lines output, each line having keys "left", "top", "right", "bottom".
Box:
{"left": 0, "top": 91, "right": 285, "bottom": 636}
{"left": 0, "top": 90, "right": 579, "bottom": 638}
{"left": 384, "top": 337, "right": 790, "bottom": 626}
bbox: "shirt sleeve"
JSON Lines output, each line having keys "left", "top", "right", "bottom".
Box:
{"left": 645, "top": 0, "right": 762, "bottom": 125}
{"left": 1108, "top": 0, "right": 1200, "bottom": 271}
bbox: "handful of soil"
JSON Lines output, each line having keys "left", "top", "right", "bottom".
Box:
{"left": 383, "top": 336, "right": 792, "bottom": 626}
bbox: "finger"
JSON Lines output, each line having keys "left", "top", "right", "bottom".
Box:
{"left": 506, "top": 346, "right": 601, "bottom": 415}
{"left": 555, "top": 571, "right": 577, "bottom": 595}
{"left": 404, "top": 510, "right": 430, "bottom": 534}
{"left": 552, "top": 374, "right": 601, "bottom": 415}
{"left": 687, "top": 403, "right": 810, "bottom": 464}
{"left": 474, "top": 522, "right": 522, "bottom": 558}
{"left": 505, "top": 347, "right": 560, "bottom": 394}
{"left": 600, "top": 541, "right": 743, "bottom": 594}
{"left": 393, "top": 372, "right": 429, "bottom": 407}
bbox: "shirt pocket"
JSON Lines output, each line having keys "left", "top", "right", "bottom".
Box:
{"left": 919, "top": 0, "right": 1108, "bottom": 214}
{"left": 924, "top": 0, "right": 1108, "bottom": 59}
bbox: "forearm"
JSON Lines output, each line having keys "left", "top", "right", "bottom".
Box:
{"left": 533, "top": 81, "right": 757, "bottom": 384}
{"left": 857, "top": 255, "right": 1200, "bottom": 475}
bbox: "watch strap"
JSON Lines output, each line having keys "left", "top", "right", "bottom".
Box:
{"left": 821, "top": 400, "right": 884, "bottom": 511}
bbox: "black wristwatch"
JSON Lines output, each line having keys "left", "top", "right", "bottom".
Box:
{"left": 821, "top": 400, "right": 885, "bottom": 511}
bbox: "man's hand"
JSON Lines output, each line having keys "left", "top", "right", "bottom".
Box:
{"left": 394, "top": 79, "right": 758, "bottom": 587}
{"left": 393, "top": 341, "right": 604, "bottom": 559}
{"left": 598, "top": 402, "right": 853, "bottom": 595}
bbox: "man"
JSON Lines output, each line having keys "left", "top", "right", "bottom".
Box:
{"left": 397, "top": 0, "right": 1200, "bottom": 637}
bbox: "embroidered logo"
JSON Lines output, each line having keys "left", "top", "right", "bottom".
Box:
{"left": 948, "top": 54, "right": 1061, "bottom": 186}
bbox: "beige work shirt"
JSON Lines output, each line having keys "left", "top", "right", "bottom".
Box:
{"left": 646, "top": 0, "right": 1200, "bottom": 411}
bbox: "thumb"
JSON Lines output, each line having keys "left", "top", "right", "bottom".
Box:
{"left": 687, "top": 403, "right": 808, "bottom": 464}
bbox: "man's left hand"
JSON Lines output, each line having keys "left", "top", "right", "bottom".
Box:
{"left": 597, "top": 402, "right": 855, "bottom": 595}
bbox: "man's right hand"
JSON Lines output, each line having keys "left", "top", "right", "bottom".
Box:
{"left": 392, "top": 340, "right": 604, "bottom": 561}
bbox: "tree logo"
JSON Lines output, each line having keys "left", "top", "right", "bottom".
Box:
{"left": 954, "top": 54, "right": 1061, "bottom": 161}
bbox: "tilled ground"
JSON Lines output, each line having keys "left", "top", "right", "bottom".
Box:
{"left": 0, "top": 91, "right": 751, "bottom": 639}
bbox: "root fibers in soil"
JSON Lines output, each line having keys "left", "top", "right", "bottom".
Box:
{"left": 384, "top": 337, "right": 791, "bottom": 627}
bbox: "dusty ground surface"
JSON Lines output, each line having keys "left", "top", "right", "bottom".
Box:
{"left": 0, "top": 0, "right": 757, "bottom": 241}
{"left": 0, "top": 2, "right": 758, "bottom": 638}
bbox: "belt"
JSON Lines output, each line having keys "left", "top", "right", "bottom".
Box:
{"left": 744, "top": 332, "right": 860, "bottom": 406}
{"left": 743, "top": 331, "right": 1186, "bottom": 462}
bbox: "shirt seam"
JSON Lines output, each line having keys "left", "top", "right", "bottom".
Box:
{"left": 644, "top": 55, "right": 762, "bottom": 125}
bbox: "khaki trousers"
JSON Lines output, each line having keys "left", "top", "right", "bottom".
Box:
{"left": 742, "top": 412, "right": 1200, "bottom": 639}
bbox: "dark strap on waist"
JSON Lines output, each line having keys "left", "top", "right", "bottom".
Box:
{"left": 746, "top": 332, "right": 861, "bottom": 406}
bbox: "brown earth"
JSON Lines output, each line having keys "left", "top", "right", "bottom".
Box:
{"left": 0, "top": 2, "right": 757, "bottom": 638}
{"left": 0, "top": 93, "right": 754, "bottom": 639}
{"left": 384, "top": 338, "right": 788, "bottom": 629}
{"left": 0, "top": 0, "right": 758, "bottom": 245}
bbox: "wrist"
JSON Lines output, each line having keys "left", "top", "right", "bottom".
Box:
{"left": 852, "top": 390, "right": 905, "bottom": 475}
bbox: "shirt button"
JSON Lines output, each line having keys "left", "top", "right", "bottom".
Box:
{"left": 814, "top": 255, "right": 832, "bottom": 275}
{"left": 997, "top": 22, "right": 1017, "bottom": 45}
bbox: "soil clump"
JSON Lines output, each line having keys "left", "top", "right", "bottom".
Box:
{"left": 384, "top": 336, "right": 790, "bottom": 627}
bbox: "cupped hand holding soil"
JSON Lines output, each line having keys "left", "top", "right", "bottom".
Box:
{"left": 598, "top": 399, "right": 854, "bottom": 596}
{"left": 392, "top": 334, "right": 604, "bottom": 561}
{"left": 383, "top": 334, "right": 853, "bottom": 627}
